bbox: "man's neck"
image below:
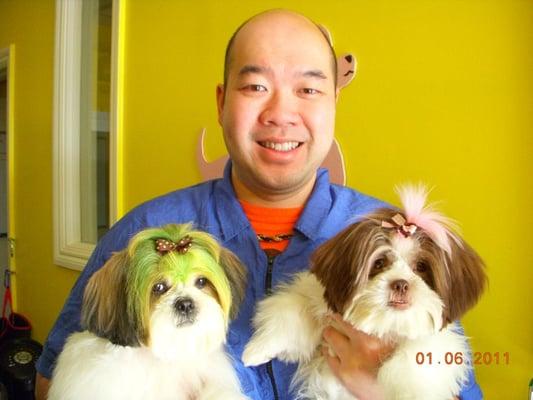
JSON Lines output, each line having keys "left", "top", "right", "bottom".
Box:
{"left": 231, "top": 171, "right": 315, "bottom": 208}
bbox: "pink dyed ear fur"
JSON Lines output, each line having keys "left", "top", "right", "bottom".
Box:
{"left": 395, "top": 184, "right": 460, "bottom": 254}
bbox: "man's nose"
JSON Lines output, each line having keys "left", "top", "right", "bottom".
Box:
{"left": 259, "top": 90, "right": 299, "bottom": 127}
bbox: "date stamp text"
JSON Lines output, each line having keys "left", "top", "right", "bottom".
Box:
{"left": 415, "top": 352, "right": 510, "bottom": 365}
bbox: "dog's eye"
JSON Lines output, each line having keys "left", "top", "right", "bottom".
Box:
{"left": 195, "top": 277, "right": 208, "bottom": 289}
{"left": 152, "top": 282, "right": 169, "bottom": 295}
{"left": 373, "top": 258, "right": 386, "bottom": 270}
{"left": 416, "top": 260, "right": 429, "bottom": 273}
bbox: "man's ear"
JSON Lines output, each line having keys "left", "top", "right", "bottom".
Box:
{"left": 216, "top": 84, "right": 225, "bottom": 125}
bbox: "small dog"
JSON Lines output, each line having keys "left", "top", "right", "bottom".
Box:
{"left": 243, "top": 186, "right": 486, "bottom": 400}
{"left": 49, "top": 224, "right": 249, "bottom": 400}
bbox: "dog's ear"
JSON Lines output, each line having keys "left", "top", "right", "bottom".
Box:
{"left": 311, "top": 220, "right": 381, "bottom": 314}
{"left": 81, "top": 251, "right": 143, "bottom": 347}
{"left": 442, "top": 236, "right": 487, "bottom": 323}
{"left": 219, "top": 247, "right": 247, "bottom": 319}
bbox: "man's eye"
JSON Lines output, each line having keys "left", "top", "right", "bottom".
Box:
{"left": 300, "top": 88, "right": 320, "bottom": 95}
{"left": 246, "top": 84, "right": 267, "bottom": 92}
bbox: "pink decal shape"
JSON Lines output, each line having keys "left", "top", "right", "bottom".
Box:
{"left": 337, "top": 53, "right": 357, "bottom": 90}
{"left": 317, "top": 25, "right": 357, "bottom": 89}
{"left": 196, "top": 128, "right": 229, "bottom": 182}
{"left": 196, "top": 129, "right": 346, "bottom": 186}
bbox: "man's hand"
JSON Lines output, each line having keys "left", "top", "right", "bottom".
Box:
{"left": 34, "top": 373, "right": 50, "bottom": 400}
{"left": 321, "top": 314, "right": 395, "bottom": 400}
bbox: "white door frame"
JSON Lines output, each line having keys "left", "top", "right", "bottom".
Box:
{"left": 0, "top": 45, "right": 14, "bottom": 305}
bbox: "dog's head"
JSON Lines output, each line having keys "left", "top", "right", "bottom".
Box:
{"left": 311, "top": 185, "right": 486, "bottom": 340}
{"left": 81, "top": 224, "right": 247, "bottom": 359}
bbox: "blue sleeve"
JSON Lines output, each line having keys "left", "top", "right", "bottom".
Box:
{"left": 456, "top": 323, "right": 483, "bottom": 400}
{"left": 35, "top": 213, "right": 142, "bottom": 379}
{"left": 459, "top": 367, "right": 483, "bottom": 400}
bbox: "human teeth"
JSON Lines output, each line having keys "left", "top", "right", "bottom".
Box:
{"left": 260, "top": 141, "right": 300, "bottom": 152}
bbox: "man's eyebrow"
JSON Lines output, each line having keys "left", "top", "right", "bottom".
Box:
{"left": 301, "top": 69, "right": 328, "bottom": 80}
{"left": 237, "top": 65, "right": 329, "bottom": 80}
{"left": 238, "top": 65, "right": 270, "bottom": 76}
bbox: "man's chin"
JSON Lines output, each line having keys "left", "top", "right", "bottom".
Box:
{"left": 251, "top": 173, "right": 317, "bottom": 202}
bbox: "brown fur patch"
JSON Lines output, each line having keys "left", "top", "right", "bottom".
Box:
{"left": 440, "top": 237, "right": 486, "bottom": 323}
{"left": 311, "top": 211, "right": 391, "bottom": 313}
{"left": 82, "top": 250, "right": 145, "bottom": 346}
{"left": 219, "top": 247, "right": 247, "bottom": 319}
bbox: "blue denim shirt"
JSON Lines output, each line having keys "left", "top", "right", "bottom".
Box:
{"left": 36, "top": 161, "right": 482, "bottom": 399}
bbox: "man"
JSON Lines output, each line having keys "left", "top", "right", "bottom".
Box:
{"left": 36, "top": 9, "right": 482, "bottom": 400}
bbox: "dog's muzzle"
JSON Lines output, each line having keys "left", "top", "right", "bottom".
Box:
{"left": 174, "top": 297, "right": 198, "bottom": 325}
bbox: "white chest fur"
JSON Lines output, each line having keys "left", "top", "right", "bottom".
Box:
{"left": 49, "top": 331, "right": 246, "bottom": 400}
{"left": 243, "top": 272, "right": 471, "bottom": 400}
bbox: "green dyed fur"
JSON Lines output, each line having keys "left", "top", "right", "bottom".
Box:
{"left": 124, "top": 224, "right": 233, "bottom": 336}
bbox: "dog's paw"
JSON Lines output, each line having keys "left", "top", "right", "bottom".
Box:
{"left": 241, "top": 343, "right": 274, "bottom": 367}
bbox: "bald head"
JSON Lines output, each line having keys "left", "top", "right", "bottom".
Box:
{"left": 223, "top": 10, "right": 337, "bottom": 90}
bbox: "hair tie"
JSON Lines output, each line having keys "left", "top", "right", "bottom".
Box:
{"left": 155, "top": 236, "right": 193, "bottom": 255}
{"left": 381, "top": 213, "right": 418, "bottom": 238}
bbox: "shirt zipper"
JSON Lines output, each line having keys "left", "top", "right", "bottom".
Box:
{"left": 265, "top": 250, "right": 277, "bottom": 293}
{"left": 264, "top": 249, "right": 280, "bottom": 400}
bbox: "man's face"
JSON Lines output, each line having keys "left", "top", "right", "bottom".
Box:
{"left": 217, "top": 12, "right": 338, "bottom": 203}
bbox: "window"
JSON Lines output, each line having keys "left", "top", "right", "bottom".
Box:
{"left": 53, "top": 0, "right": 121, "bottom": 270}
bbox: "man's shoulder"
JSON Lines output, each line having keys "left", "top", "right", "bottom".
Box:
{"left": 301, "top": 179, "right": 391, "bottom": 243}
{"left": 329, "top": 183, "right": 390, "bottom": 217}
{"left": 92, "top": 180, "right": 222, "bottom": 262}
{"left": 103, "top": 180, "right": 220, "bottom": 244}
{"left": 129, "top": 180, "right": 218, "bottom": 221}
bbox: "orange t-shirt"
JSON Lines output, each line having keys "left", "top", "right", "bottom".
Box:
{"left": 239, "top": 200, "right": 303, "bottom": 252}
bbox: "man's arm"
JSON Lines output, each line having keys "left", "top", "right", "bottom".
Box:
{"left": 34, "top": 213, "right": 143, "bottom": 398}
{"left": 35, "top": 373, "right": 50, "bottom": 400}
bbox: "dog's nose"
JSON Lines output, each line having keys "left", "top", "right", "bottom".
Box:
{"left": 390, "top": 279, "right": 409, "bottom": 294}
{"left": 175, "top": 297, "right": 195, "bottom": 316}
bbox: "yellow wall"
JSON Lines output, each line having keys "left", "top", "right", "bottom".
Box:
{"left": 0, "top": 0, "right": 82, "bottom": 340}
{"left": 0, "top": 0, "right": 531, "bottom": 398}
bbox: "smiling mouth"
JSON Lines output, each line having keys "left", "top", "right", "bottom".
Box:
{"left": 258, "top": 141, "right": 302, "bottom": 152}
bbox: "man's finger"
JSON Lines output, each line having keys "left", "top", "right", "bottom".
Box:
{"left": 322, "top": 325, "right": 351, "bottom": 357}
{"left": 330, "top": 314, "right": 394, "bottom": 353}
{"left": 322, "top": 344, "right": 341, "bottom": 373}
{"left": 328, "top": 313, "right": 356, "bottom": 336}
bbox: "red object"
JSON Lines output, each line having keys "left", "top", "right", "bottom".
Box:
{"left": 0, "top": 273, "right": 31, "bottom": 343}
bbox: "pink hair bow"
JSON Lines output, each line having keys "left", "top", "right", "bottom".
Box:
{"left": 382, "top": 214, "right": 418, "bottom": 238}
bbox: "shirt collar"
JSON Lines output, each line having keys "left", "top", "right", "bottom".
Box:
{"left": 215, "top": 161, "right": 333, "bottom": 243}
{"left": 215, "top": 161, "right": 252, "bottom": 242}
{"left": 294, "top": 168, "right": 332, "bottom": 242}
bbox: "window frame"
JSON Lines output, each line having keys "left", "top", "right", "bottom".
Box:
{"left": 53, "top": 0, "right": 122, "bottom": 270}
